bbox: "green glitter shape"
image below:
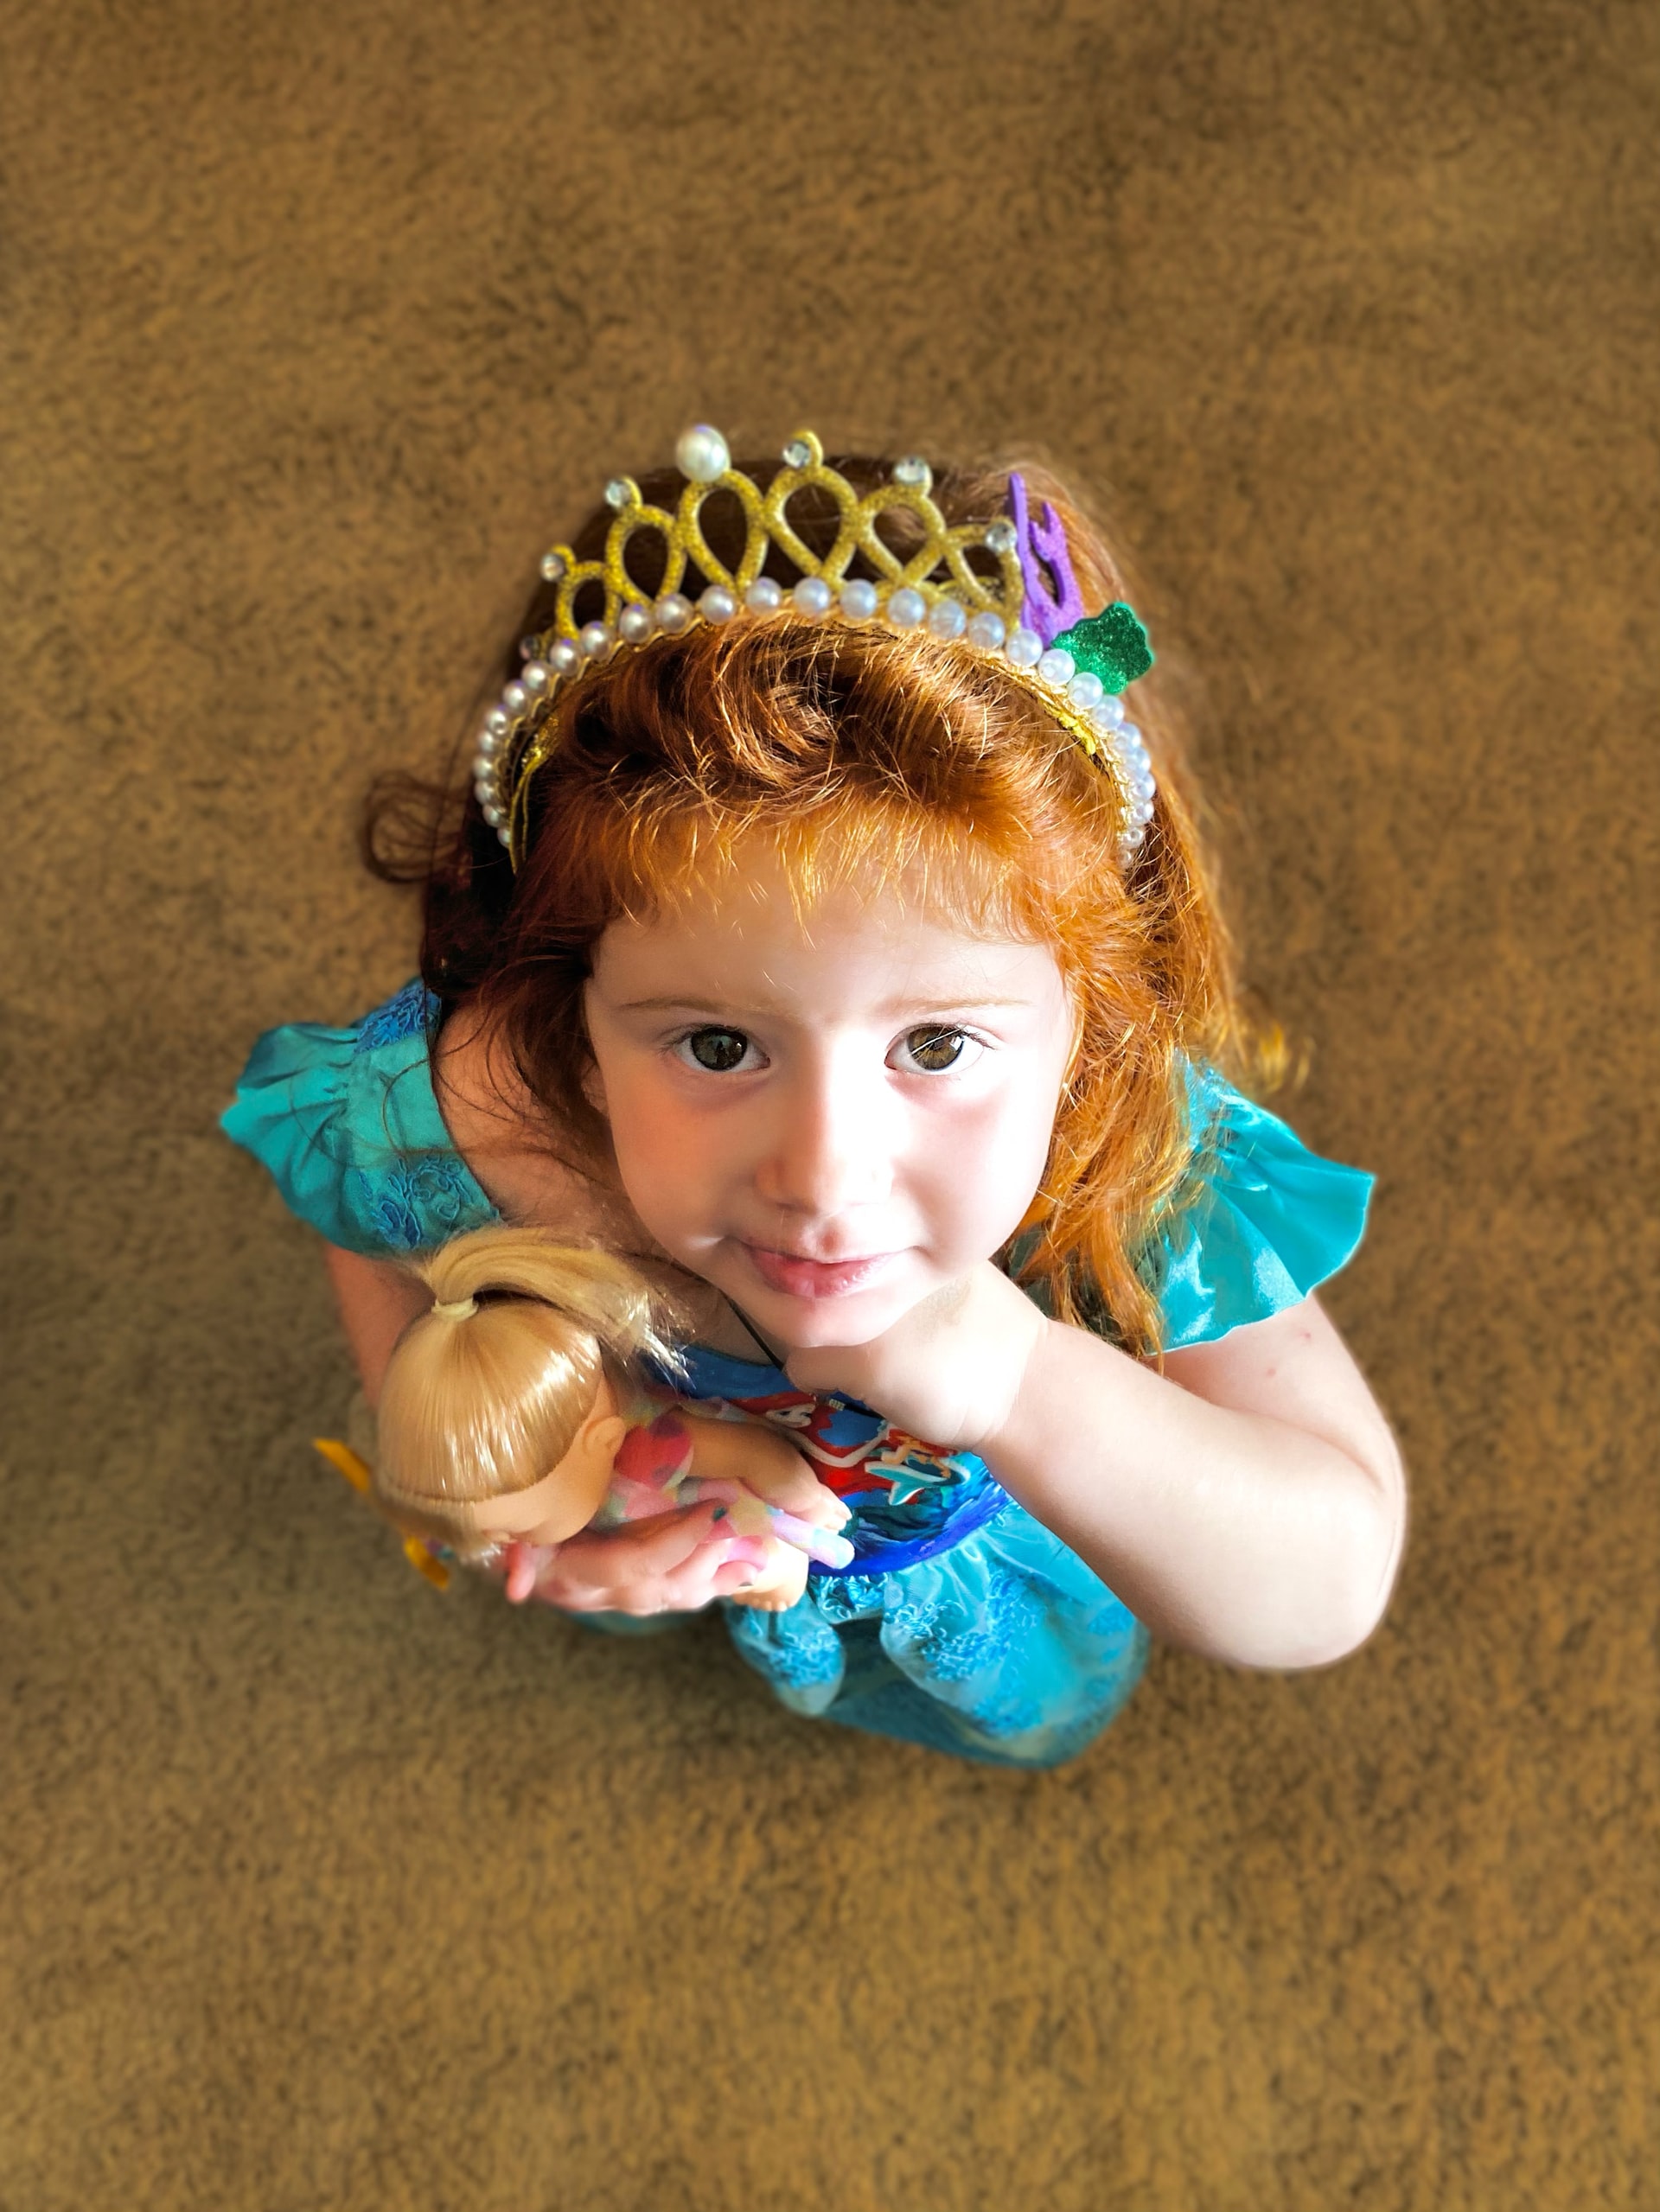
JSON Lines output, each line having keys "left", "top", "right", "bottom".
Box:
{"left": 1052, "top": 602, "right": 1154, "bottom": 694}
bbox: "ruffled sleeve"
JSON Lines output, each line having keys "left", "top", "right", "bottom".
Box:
{"left": 220, "top": 979, "right": 501, "bottom": 1257}
{"left": 1152, "top": 1070, "right": 1374, "bottom": 1350}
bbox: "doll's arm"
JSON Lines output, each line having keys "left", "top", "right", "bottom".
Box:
{"left": 678, "top": 1415, "right": 849, "bottom": 1528}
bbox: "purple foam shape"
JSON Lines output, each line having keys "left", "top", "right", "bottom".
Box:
{"left": 1008, "top": 472, "right": 1087, "bottom": 646}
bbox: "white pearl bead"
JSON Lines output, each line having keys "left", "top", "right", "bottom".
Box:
{"left": 472, "top": 755, "right": 493, "bottom": 782}
{"left": 886, "top": 586, "right": 927, "bottom": 628}
{"left": 502, "top": 681, "right": 527, "bottom": 714}
{"left": 485, "top": 708, "right": 512, "bottom": 736}
{"left": 699, "top": 584, "right": 737, "bottom": 622}
{"left": 840, "top": 580, "right": 879, "bottom": 622}
{"left": 578, "top": 622, "right": 616, "bottom": 659}
{"left": 1090, "top": 697, "right": 1127, "bottom": 731}
{"left": 540, "top": 550, "right": 567, "bottom": 582}
{"left": 1006, "top": 627, "right": 1043, "bottom": 667}
{"left": 1037, "top": 647, "right": 1076, "bottom": 688}
{"left": 927, "top": 598, "right": 967, "bottom": 641}
{"left": 617, "top": 604, "right": 654, "bottom": 644}
{"left": 546, "top": 640, "right": 582, "bottom": 678}
{"left": 1067, "top": 670, "right": 1104, "bottom": 710}
{"left": 967, "top": 611, "right": 1006, "bottom": 651}
{"left": 1118, "top": 719, "right": 1142, "bottom": 746}
{"left": 474, "top": 775, "right": 495, "bottom": 804}
{"left": 476, "top": 727, "right": 502, "bottom": 758}
{"left": 496, "top": 826, "right": 512, "bottom": 847}
{"left": 793, "top": 577, "right": 833, "bottom": 618}
{"left": 654, "top": 593, "right": 693, "bottom": 634}
{"left": 482, "top": 802, "right": 504, "bottom": 828}
{"left": 675, "top": 424, "right": 731, "bottom": 484}
{"left": 522, "top": 661, "right": 550, "bottom": 694}
{"left": 744, "top": 577, "right": 783, "bottom": 611}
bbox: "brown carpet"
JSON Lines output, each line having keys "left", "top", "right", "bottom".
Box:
{"left": 3, "top": 2, "right": 1656, "bottom": 2206}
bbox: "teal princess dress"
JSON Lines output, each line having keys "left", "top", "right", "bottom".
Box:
{"left": 223, "top": 979, "right": 1373, "bottom": 1769}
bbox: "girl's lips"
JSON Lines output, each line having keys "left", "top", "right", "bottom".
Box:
{"left": 742, "top": 1244, "right": 898, "bottom": 1300}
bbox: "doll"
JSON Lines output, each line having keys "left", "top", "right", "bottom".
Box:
{"left": 355, "top": 1226, "right": 852, "bottom": 1610}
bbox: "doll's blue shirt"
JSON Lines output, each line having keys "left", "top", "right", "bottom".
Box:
{"left": 221, "top": 977, "right": 1375, "bottom": 1767}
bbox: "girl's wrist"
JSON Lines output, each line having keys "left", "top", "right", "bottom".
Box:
{"left": 974, "top": 1303, "right": 1062, "bottom": 1468}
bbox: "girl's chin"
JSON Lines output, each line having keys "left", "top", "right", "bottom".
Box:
{"left": 737, "top": 1276, "right": 929, "bottom": 1355}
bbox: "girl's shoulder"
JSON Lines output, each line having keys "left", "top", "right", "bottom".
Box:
{"left": 1149, "top": 1065, "right": 1376, "bottom": 1350}
{"left": 220, "top": 978, "right": 501, "bottom": 1256}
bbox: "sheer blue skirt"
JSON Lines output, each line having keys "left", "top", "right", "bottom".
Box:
{"left": 720, "top": 1499, "right": 1147, "bottom": 1767}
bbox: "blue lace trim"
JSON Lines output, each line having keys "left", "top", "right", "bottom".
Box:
{"left": 354, "top": 979, "right": 439, "bottom": 1054}
{"left": 357, "top": 1154, "right": 483, "bottom": 1252}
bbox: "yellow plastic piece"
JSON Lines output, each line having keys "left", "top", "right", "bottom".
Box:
{"left": 401, "top": 1537, "right": 451, "bottom": 1590}
{"left": 312, "top": 1437, "right": 373, "bottom": 1494}
{"left": 313, "top": 1437, "right": 450, "bottom": 1590}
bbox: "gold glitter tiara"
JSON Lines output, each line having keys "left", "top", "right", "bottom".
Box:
{"left": 473, "top": 426, "right": 1158, "bottom": 870}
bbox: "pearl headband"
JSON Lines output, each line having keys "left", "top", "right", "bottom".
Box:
{"left": 472, "top": 426, "right": 1159, "bottom": 874}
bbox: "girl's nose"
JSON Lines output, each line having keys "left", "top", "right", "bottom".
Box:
{"left": 754, "top": 1058, "right": 895, "bottom": 1218}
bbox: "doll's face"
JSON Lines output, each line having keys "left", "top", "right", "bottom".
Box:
{"left": 467, "top": 1374, "right": 628, "bottom": 1548}
{"left": 583, "top": 843, "right": 1075, "bottom": 1352}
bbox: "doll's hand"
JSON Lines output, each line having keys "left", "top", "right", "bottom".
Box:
{"left": 500, "top": 1503, "right": 770, "bottom": 1616}
{"left": 784, "top": 1260, "right": 1050, "bottom": 1453}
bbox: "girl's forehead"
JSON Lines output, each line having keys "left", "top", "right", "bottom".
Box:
{"left": 591, "top": 853, "right": 1067, "bottom": 1013}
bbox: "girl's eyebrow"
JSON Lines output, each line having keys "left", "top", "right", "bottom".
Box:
{"left": 612, "top": 992, "right": 1036, "bottom": 1017}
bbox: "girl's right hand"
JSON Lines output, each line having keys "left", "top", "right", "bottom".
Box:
{"left": 498, "top": 1502, "right": 770, "bottom": 1616}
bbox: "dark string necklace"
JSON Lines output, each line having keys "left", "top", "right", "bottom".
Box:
{"left": 719, "top": 1294, "right": 874, "bottom": 1419}
{"left": 723, "top": 1294, "right": 787, "bottom": 1367}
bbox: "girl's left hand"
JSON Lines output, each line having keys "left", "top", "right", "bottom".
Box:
{"left": 784, "top": 1260, "right": 1049, "bottom": 1451}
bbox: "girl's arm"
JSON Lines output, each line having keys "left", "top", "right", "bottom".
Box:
{"left": 323, "top": 1244, "right": 431, "bottom": 1407}
{"left": 787, "top": 1267, "right": 1405, "bottom": 1670}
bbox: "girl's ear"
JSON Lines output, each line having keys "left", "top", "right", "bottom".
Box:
{"left": 579, "top": 1043, "right": 615, "bottom": 1114}
{"left": 578, "top": 986, "right": 610, "bottom": 1118}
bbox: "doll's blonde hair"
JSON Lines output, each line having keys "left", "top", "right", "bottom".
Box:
{"left": 373, "top": 1227, "right": 681, "bottom": 1559}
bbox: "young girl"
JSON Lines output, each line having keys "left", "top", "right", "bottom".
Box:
{"left": 223, "top": 423, "right": 1404, "bottom": 1768}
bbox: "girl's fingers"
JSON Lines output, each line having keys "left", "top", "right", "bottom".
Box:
{"left": 544, "top": 1505, "right": 737, "bottom": 1613}
{"left": 503, "top": 1542, "right": 539, "bottom": 1604}
{"left": 558, "top": 1502, "right": 722, "bottom": 1584}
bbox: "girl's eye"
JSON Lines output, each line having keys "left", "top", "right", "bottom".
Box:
{"left": 680, "top": 1027, "right": 755, "bottom": 1073}
{"left": 894, "top": 1025, "right": 972, "bottom": 1074}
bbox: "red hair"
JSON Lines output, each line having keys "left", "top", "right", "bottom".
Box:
{"left": 371, "top": 452, "right": 1262, "bottom": 1355}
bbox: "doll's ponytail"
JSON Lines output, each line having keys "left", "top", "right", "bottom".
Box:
{"left": 372, "top": 1227, "right": 684, "bottom": 1556}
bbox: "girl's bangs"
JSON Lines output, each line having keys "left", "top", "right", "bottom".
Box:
{"left": 603, "top": 788, "right": 1065, "bottom": 947}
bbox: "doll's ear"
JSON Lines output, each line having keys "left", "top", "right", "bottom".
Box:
{"left": 581, "top": 1412, "right": 629, "bottom": 1468}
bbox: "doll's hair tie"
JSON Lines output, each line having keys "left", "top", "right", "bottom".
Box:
{"left": 430, "top": 1296, "right": 479, "bottom": 1321}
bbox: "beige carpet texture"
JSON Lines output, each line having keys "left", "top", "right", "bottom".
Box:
{"left": 3, "top": 2, "right": 1656, "bottom": 2207}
